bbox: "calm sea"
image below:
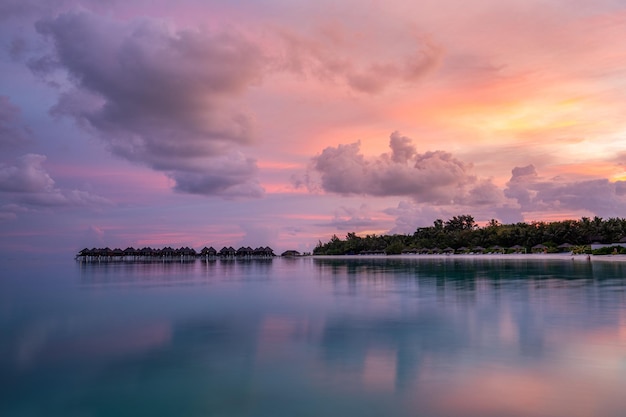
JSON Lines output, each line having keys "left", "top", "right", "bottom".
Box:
{"left": 2, "top": 256, "right": 626, "bottom": 417}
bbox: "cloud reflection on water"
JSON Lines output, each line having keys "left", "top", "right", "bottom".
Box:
{"left": 4, "top": 258, "right": 626, "bottom": 416}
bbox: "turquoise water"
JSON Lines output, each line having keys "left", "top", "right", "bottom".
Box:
{"left": 2, "top": 256, "right": 626, "bottom": 416}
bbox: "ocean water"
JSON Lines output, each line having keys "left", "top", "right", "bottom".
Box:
{"left": 2, "top": 256, "right": 626, "bottom": 417}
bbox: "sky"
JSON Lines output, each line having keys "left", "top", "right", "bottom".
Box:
{"left": 2, "top": 0, "right": 626, "bottom": 256}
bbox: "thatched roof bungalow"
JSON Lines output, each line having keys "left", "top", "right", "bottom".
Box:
{"left": 219, "top": 246, "right": 236, "bottom": 257}
{"left": 201, "top": 246, "right": 217, "bottom": 257}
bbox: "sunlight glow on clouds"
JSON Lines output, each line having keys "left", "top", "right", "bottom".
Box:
{"left": 2, "top": 0, "right": 626, "bottom": 253}
{"left": 312, "top": 132, "right": 503, "bottom": 206}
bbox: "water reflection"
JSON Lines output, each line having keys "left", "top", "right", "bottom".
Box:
{"left": 3, "top": 257, "right": 626, "bottom": 416}
{"left": 313, "top": 256, "right": 611, "bottom": 282}
{"left": 77, "top": 258, "right": 275, "bottom": 286}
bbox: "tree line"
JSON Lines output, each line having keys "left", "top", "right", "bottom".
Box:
{"left": 313, "top": 215, "right": 626, "bottom": 255}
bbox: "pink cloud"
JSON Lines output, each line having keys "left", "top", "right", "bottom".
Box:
{"left": 505, "top": 164, "right": 626, "bottom": 218}
{"left": 312, "top": 132, "right": 503, "bottom": 206}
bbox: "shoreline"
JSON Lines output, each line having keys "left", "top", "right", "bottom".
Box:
{"left": 312, "top": 253, "right": 626, "bottom": 262}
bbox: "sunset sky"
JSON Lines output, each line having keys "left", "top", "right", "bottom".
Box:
{"left": 2, "top": 0, "right": 626, "bottom": 255}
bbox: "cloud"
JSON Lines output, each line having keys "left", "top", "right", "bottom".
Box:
{"left": 9, "top": 37, "right": 27, "bottom": 61}
{"left": 505, "top": 164, "right": 626, "bottom": 217}
{"left": 320, "top": 204, "right": 380, "bottom": 231}
{"left": 34, "top": 11, "right": 265, "bottom": 197}
{"left": 0, "top": 0, "right": 45, "bottom": 20}
{"left": 312, "top": 133, "right": 626, "bottom": 225}
{"left": 0, "top": 154, "right": 111, "bottom": 212}
{"left": 170, "top": 152, "right": 263, "bottom": 198}
{"left": 278, "top": 27, "right": 441, "bottom": 94}
{"left": 384, "top": 201, "right": 453, "bottom": 234}
{"left": 0, "top": 96, "right": 33, "bottom": 149}
{"left": 0, "top": 209, "right": 18, "bottom": 221}
{"left": 0, "top": 154, "right": 54, "bottom": 193}
{"left": 238, "top": 222, "right": 279, "bottom": 249}
{"left": 312, "top": 131, "right": 503, "bottom": 205}
{"left": 384, "top": 200, "right": 524, "bottom": 234}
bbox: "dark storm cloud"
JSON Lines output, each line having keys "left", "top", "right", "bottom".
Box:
{"left": 34, "top": 11, "right": 265, "bottom": 197}
{"left": 312, "top": 131, "right": 503, "bottom": 205}
{"left": 0, "top": 96, "right": 33, "bottom": 149}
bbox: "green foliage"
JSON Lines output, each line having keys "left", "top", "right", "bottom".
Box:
{"left": 384, "top": 241, "right": 405, "bottom": 255}
{"left": 592, "top": 246, "right": 626, "bottom": 255}
{"left": 313, "top": 215, "right": 626, "bottom": 256}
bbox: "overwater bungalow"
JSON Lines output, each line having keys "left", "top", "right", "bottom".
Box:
{"left": 77, "top": 244, "right": 274, "bottom": 262}
{"left": 219, "top": 247, "right": 236, "bottom": 258}
{"left": 180, "top": 247, "right": 196, "bottom": 258}
{"left": 139, "top": 247, "right": 153, "bottom": 258}
{"left": 123, "top": 247, "right": 137, "bottom": 260}
{"left": 252, "top": 247, "right": 275, "bottom": 257}
{"left": 200, "top": 246, "right": 217, "bottom": 258}
{"left": 237, "top": 246, "right": 253, "bottom": 258}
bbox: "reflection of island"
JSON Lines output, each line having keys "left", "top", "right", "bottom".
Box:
{"left": 26, "top": 257, "right": 626, "bottom": 417}
{"left": 9, "top": 273, "right": 626, "bottom": 417}
{"left": 160, "top": 280, "right": 626, "bottom": 417}
{"left": 312, "top": 256, "right": 618, "bottom": 284}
